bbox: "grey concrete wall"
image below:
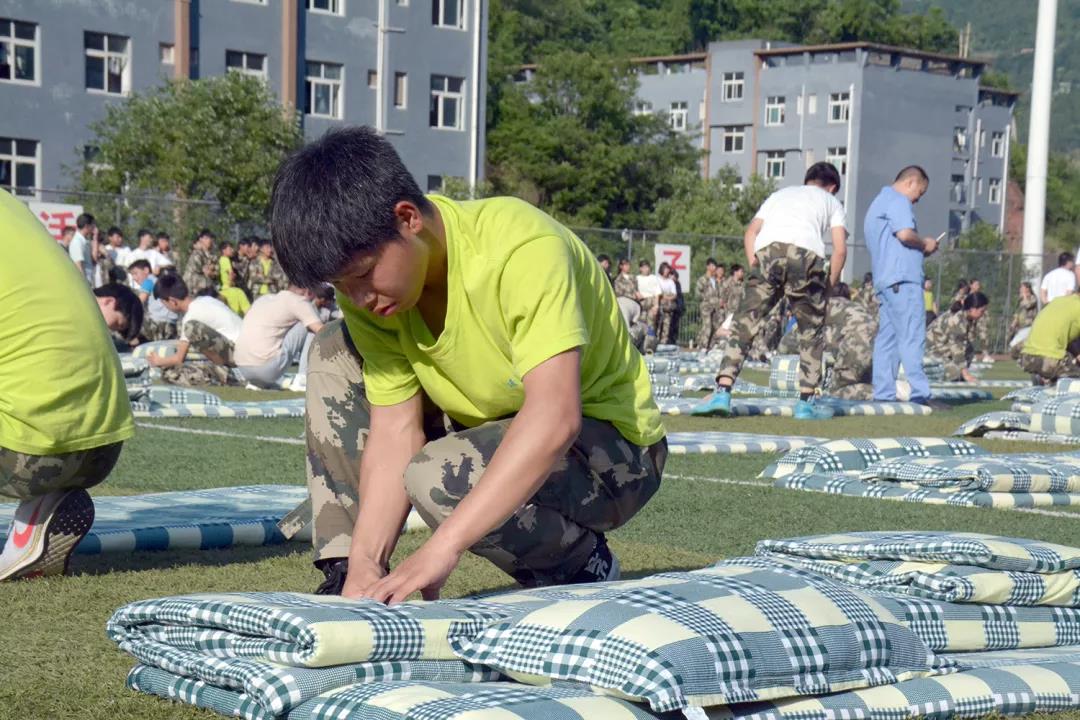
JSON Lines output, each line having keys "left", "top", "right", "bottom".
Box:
{"left": 705, "top": 40, "right": 767, "bottom": 181}
{"left": 634, "top": 65, "right": 707, "bottom": 150}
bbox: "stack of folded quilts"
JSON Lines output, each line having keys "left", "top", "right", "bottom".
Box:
{"left": 957, "top": 379, "right": 1080, "bottom": 445}
{"left": 120, "top": 354, "right": 152, "bottom": 400}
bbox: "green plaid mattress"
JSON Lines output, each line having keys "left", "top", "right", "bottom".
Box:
{"left": 132, "top": 399, "right": 306, "bottom": 419}
{"left": 657, "top": 398, "right": 933, "bottom": 418}
{"left": 770, "top": 355, "right": 801, "bottom": 393}
{"left": 953, "top": 412, "right": 1030, "bottom": 437}
{"left": 107, "top": 592, "right": 515, "bottom": 668}
{"left": 451, "top": 562, "right": 944, "bottom": 713}
{"left": 1031, "top": 397, "right": 1080, "bottom": 437}
{"left": 984, "top": 430, "right": 1080, "bottom": 446}
{"left": 1003, "top": 385, "right": 1055, "bottom": 404}
{"left": 773, "top": 472, "right": 1080, "bottom": 509}
{"left": 759, "top": 438, "right": 984, "bottom": 480}
{"left": 666, "top": 432, "right": 825, "bottom": 455}
{"left": 859, "top": 454, "right": 1080, "bottom": 493}
{"left": 649, "top": 373, "right": 684, "bottom": 399}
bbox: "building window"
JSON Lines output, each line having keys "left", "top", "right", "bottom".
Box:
{"left": 367, "top": 69, "right": 377, "bottom": 88}
{"left": 764, "top": 95, "right": 785, "bottom": 126}
{"left": 632, "top": 100, "right": 652, "bottom": 116}
{"left": 828, "top": 92, "right": 850, "bottom": 123}
{"left": 394, "top": 71, "right": 407, "bottom": 108}
{"left": 0, "top": 18, "right": 38, "bottom": 84}
{"left": 305, "top": 61, "right": 343, "bottom": 118}
{"left": 804, "top": 149, "right": 815, "bottom": 167}
{"left": 427, "top": 174, "right": 442, "bottom": 191}
{"left": 0, "top": 137, "right": 37, "bottom": 197}
{"left": 722, "top": 126, "right": 744, "bottom": 153}
{"left": 430, "top": 74, "right": 464, "bottom": 129}
{"left": 308, "top": 0, "right": 344, "bottom": 15}
{"left": 976, "top": 177, "right": 983, "bottom": 195}
{"left": 953, "top": 127, "right": 968, "bottom": 153}
{"left": 990, "top": 131, "right": 1005, "bottom": 158}
{"left": 951, "top": 174, "right": 966, "bottom": 204}
{"left": 988, "top": 178, "right": 1002, "bottom": 204}
{"left": 226, "top": 50, "right": 266, "bottom": 79}
{"left": 807, "top": 93, "right": 817, "bottom": 115}
{"left": 159, "top": 43, "right": 174, "bottom": 64}
{"left": 826, "top": 146, "right": 847, "bottom": 176}
{"left": 721, "top": 71, "right": 744, "bottom": 102}
{"left": 979, "top": 129, "right": 986, "bottom": 147}
{"left": 85, "top": 32, "right": 130, "bottom": 95}
{"left": 432, "top": 0, "right": 465, "bottom": 29}
{"left": 765, "top": 150, "right": 785, "bottom": 179}
{"left": 669, "top": 101, "right": 688, "bottom": 132}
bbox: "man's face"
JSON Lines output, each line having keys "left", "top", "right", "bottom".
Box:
{"left": 734, "top": 269, "right": 745, "bottom": 281}
{"left": 706, "top": 263, "right": 716, "bottom": 277}
{"left": 198, "top": 235, "right": 212, "bottom": 250}
{"left": 222, "top": 245, "right": 234, "bottom": 258}
{"left": 639, "top": 264, "right": 651, "bottom": 276}
{"left": 138, "top": 233, "right": 153, "bottom": 248}
{"left": 599, "top": 259, "right": 610, "bottom": 272}
{"left": 60, "top": 230, "right": 75, "bottom": 247}
{"left": 333, "top": 235, "right": 430, "bottom": 319}
{"left": 260, "top": 244, "right": 274, "bottom": 258}
{"left": 908, "top": 179, "right": 929, "bottom": 204}
{"left": 716, "top": 267, "right": 725, "bottom": 280}
{"left": 109, "top": 232, "right": 123, "bottom": 247}
{"left": 970, "top": 280, "right": 981, "bottom": 293}
{"left": 130, "top": 266, "right": 149, "bottom": 283}
{"left": 158, "top": 238, "right": 171, "bottom": 251}
{"left": 968, "top": 306, "right": 987, "bottom": 321}
{"left": 96, "top": 296, "right": 128, "bottom": 335}
{"left": 618, "top": 262, "right": 630, "bottom": 275}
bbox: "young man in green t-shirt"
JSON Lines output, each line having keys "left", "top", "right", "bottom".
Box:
{"left": 0, "top": 191, "right": 142, "bottom": 581}
{"left": 1019, "top": 292, "right": 1080, "bottom": 384}
{"left": 269, "top": 127, "right": 667, "bottom": 602}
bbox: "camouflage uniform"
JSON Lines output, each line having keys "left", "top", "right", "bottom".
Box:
{"left": 612, "top": 273, "right": 637, "bottom": 301}
{"left": 748, "top": 301, "right": 787, "bottom": 362}
{"left": 183, "top": 246, "right": 219, "bottom": 296}
{"left": 232, "top": 255, "right": 253, "bottom": 298}
{"left": 973, "top": 311, "right": 991, "bottom": 355}
{"left": 160, "top": 320, "right": 235, "bottom": 386}
{"left": 926, "top": 310, "right": 975, "bottom": 381}
{"left": 855, "top": 284, "right": 879, "bottom": 316}
{"left": 694, "top": 273, "right": 723, "bottom": 350}
{"left": 778, "top": 296, "right": 877, "bottom": 399}
{"left": 249, "top": 257, "right": 289, "bottom": 296}
{"left": 1018, "top": 352, "right": 1080, "bottom": 383}
{"left": 0, "top": 442, "right": 122, "bottom": 500}
{"left": 142, "top": 317, "right": 178, "bottom": 341}
{"left": 717, "top": 243, "right": 828, "bottom": 392}
{"left": 304, "top": 321, "right": 667, "bottom": 587}
{"left": 1010, "top": 296, "right": 1038, "bottom": 335}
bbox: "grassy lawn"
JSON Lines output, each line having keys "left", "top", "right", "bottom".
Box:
{"left": 2, "top": 361, "right": 1077, "bottom": 719}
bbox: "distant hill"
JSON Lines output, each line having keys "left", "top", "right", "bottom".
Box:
{"left": 904, "top": 0, "right": 1080, "bottom": 153}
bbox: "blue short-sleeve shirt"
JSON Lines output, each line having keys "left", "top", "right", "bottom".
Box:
{"left": 864, "top": 185, "right": 923, "bottom": 290}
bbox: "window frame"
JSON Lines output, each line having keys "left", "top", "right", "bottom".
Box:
{"left": 304, "top": 60, "right": 344, "bottom": 119}
{"left": 669, "top": 100, "right": 688, "bottom": 132}
{"left": 307, "top": 0, "right": 345, "bottom": 16}
{"left": 988, "top": 178, "right": 1002, "bottom": 204}
{"left": 225, "top": 49, "right": 267, "bottom": 80}
{"left": 764, "top": 150, "right": 785, "bottom": 179}
{"left": 0, "top": 17, "right": 40, "bottom": 86}
{"left": 827, "top": 91, "right": 850, "bottom": 124}
{"left": 825, "top": 146, "right": 847, "bottom": 176}
{"left": 764, "top": 95, "right": 785, "bottom": 126}
{"left": 721, "top": 125, "right": 744, "bottom": 153}
{"left": 429, "top": 74, "right": 464, "bottom": 130}
{"left": 84, "top": 31, "right": 131, "bottom": 96}
{"left": 990, "top": 131, "right": 1005, "bottom": 158}
{"left": 0, "top": 136, "right": 39, "bottom": 198}
{"left": 432, "top": 0, "right": 466, "bottom": 30}
{"left": 393, "top": 71, "right": 408, "bottom": 109}
{"left": 721, "top": 71, "right": 744, "bottom": 102}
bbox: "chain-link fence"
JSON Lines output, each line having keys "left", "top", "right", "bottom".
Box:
{"left": 27, "top": 188, "right": 1064, "bottom": 353}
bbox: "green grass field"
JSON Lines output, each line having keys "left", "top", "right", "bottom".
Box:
{"left": 2, "top": 362, "right": 1078, "bottom": 720}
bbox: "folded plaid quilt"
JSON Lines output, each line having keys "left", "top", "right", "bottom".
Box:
{"left": 770, "top": 355, "right": 800, "bottom": 392}
{"left": 984, "top": 430, "right": 1080, "bottom": 446}
{"left": 1031, "top": 396, "right": 1080, "bottom": 437}
{"left": 954, "top": 412, "right": 1030, "bottom": 437}
{"left": 657, "top": 398, "right": 933, "bottom": 418}
{"left": 452, "top": 562, "right": 944, "bottom": 713}
{"left": 859, "top": 454, "right": 1080, "bottom": 493}
{"left": 666, "top": 432, "right": 825, "bottom": 455}
{"left": 760, "top": 438, "right": 984, "bottom": 480}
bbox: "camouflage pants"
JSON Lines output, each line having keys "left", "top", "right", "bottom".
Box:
{"left": 142, "top": 317, "right": 178, "bottom": 341}
{"left": 1019, "top": 353, "right": 1080, "bottom": 383}
{"left": 183, "top": 320, "right": 236, "bottom": 366}
{"left": 306, "top": 321, "right": 667, "bottom": 586}
{"left": 718, "top": 244, "right": 828, "bottom": 392}
{"left": 640, "top": 296, "right": 660, "bottom": 332}
{"left": 0, "top": 442, "right": 123, "bottom": 500}
{"left": 658, "top": 297, "right": 677, "bottom": 345}
{"left": 695, "top": 302, "right": 723, "bottom": 351}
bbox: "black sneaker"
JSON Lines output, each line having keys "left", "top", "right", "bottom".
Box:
{"left": 568, "top": 534, "right": 621, "bottom": 585}
{"left": 314, "top": 558, "right": 348, "bottom": 595}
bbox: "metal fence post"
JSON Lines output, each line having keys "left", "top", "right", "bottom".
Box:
{"left": 1002, "top": 254, "right": 1015, "bottom": 352}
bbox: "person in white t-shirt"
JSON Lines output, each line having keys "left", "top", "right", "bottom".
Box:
{"left": 147, "top": 274, "right": 242, "bottom": 371}
{"left": 234, "top": 284, "right": 333, "bottom": 389}
{"left": 68, "top": 213, "right": 97, "bottom": 285}
{"left": 635, "top": 260, "right": 662, "bottom": 332}
{"left": 694, "top": 162, "right": 848, "bottom": 420}
{"left": 148, "top": 232, "right": 177, "bottom": 274}
{"left": 127, "top": 228, "right": 157, "bottom": 267}
{"left": 1040, "top": 252, "right": 1077, "bottom": 306}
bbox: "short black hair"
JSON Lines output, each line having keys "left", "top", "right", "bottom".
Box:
{"left": 962, "top": 291, "right": 989, "bottom": 310}
{"left": 258, "top": 238, "right": 273, "bottom": 248}
{"left": 955, "top": 279, "right": 970, "bottom": 292}
{"left": 94, "top": 283, "right": 144, "bottom": 340}
{"left": 108, "top": 267, "right": 127, "bottom": 284}
{"left": 831, "top": 282, "right": 851, "bottom": 300}
{"left": 76, "top": 213, "right": 95, "bottom": 230}
{"left": 154, "top": 273, "right": 190, "bottom": 301}
{"left": 596, "top": 253, "right": 611, "bottom": 263}
{"left": 269, "top": 126, "right": 434, "bottom": 287}
{"left": 128, "top": 259, "right": 152, "bottom": 273}
{"left": 804, "top": 162, "right": 842, "bottom": 193}
{"left": 238, "top": 236, "right": 254, "bottom": 247}
{"left": 1021, "top": 281, "right": 1033, "bottom": 292}
{"left": 639, "top": 259, "right": 651, "bottom": 268}
{"left": 730, "top": 263, "right": 743, "bottom": 273}
{"left": 1059, "top": 252, "right": 1075, "bottom": 267}
{"left": 863, "top": 272, "right": 873, "bottom": 284}
{"left": 106, "top": 226, "right": 123, "bottom": 237}
{"left": 137, "top": 228, "right": 153, "bottom": 239}
{"left": 895, "top": 165, "right": 929, "bottom": 184}
{"left": 156, "top": 232, "right": 170, "bottom": 241}
{"left": 313, "top": 284, "right": 336, "bottom": 303}
{"left": 219, "top": 240, "right": 232, "bottom": 251}
{"left": 706, "top": 257, "right": 717, "bottom": 267}
{"left": 199, "top": 228, "right": 215, "bottom": 240}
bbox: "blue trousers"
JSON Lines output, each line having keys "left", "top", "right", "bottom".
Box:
{"left": 872, "top": 282, "right": 931, "bottom": 402}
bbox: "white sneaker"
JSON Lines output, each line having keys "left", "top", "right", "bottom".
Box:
{"left": 288, "top": 375, "right": 307, "bottom": 392}
{"left": 895, "top": 380, "right": 912, "bottom": 402}
{"left": 0, "top": 489, "right": 94, "bottom": 581}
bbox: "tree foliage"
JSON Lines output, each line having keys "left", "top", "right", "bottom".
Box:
{"left": 74, "top": 72, "right": 302, "bottom": 251}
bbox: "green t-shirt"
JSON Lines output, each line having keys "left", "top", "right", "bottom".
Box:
{"left": 0, "top": 191, "right": 134, "bottom": 455}
{"left": 341, "top": 195, "right": 664, "bottom": 448}
{"left": 1023, "top": 294, "right": 1080, "bottom": 360}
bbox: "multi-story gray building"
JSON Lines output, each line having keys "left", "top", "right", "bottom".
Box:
{"left": 627, "top": 40, "right": 1017, "bottom": 276}
{"left": 0, "top": 0, "right": 487, "bottom": 198}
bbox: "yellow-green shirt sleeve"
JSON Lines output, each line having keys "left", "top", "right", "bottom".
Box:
{"left": 341, "top": 297, "right": 422, "bottom": 406}
{"left": 499, "top": 234, "right": 590, "bottom": 378}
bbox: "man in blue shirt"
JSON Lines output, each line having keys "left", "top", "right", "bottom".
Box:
{"left": 863, "top": 166, "right": 940, "bottom": 402}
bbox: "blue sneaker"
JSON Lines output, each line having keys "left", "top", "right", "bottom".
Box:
{"left": 691, "top": 391, "right": 732, "bottom": 416}
{"left": 793, "top": 399, "right": 835, "bottom": 420}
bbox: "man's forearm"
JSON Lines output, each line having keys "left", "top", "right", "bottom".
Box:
{"left": 348, "top": 428, "right": 424, "bottom": 568}
{"left": 432, "top": 401, "right": 580, "bottom": 554}
{"left": 743, "top": 232, "right": 757, "bottom": 265}
{"left": 895, "top": 229, "right": 926, "bottom": 251}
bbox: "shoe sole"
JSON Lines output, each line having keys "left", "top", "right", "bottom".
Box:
{"left": 3, "top": 490, "right": 94, "bottom": 581}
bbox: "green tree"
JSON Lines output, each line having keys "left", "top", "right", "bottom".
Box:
{"left": 486, "top": 51, "right": 701, "bottom": 228}
{"left": 73, "top": 72, "right": 302, "bottom": 256}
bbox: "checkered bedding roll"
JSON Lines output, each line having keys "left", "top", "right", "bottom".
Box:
{"left": 859, "top": 454, "right": 1080, "bottom": 493}
{"left": 769, "top": 354, "right": 800, "bottom": 392}
{"left": 1030, "top": 396, "right": 1080, "bottom": 437}
{"left": 759, "top": 438, "right": 984, "bottom": 480}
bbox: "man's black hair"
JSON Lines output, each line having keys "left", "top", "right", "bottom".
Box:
{"left": 895, "top": 165, "right": 929, "bottom": 184}
{"left": 94, "top": 283, "right": 144, "bottom": 340}
{"left": 706, "top": 257, "right": 717, "bottom": 266}
{"left": 314, "top": 284, "right": 336, "bottom": 303}
{"left": 962, "top": 291, "right": 989, "bottom": 310}
{"left": 156, "top": 232, "right": 170, "bottom": 241}
{"left": 258, "top": 237, "right": 273, "bottom": 248}
{"left": 137, "top": 228, "right": 153, "bottom": 240}
{"left": 1059, "top": 252, "right": 1075, "bottom": 267}
{"left": 238, "top": 236, "right": 254, "bottom": 247}
{"left": 219, "top": 240, "right": 233, "bottom": 251}
{"left": 154, "top": 273, "right": 190, "bottom": 301}
{"left": 198, "top": 228, "right": 215, "bottom": 240}
{"left": 955, "top": 279, "right": 970, "bottom": 292}
{"left": 638, "top": 259, "right": 651, "bottom": 268}
{"left": 108, "top": 267, "right": 128, "bottom": 284}
{"left": 128, "top": 259, "right": 152, "bottom": 272}
{"left": 76, "top": 213, "right": 95, "bottom": 230}
{"left": 804, "top": 162, "right": 842, "bottom": 193}
{"left": 730, "top": 263, "right": 743, "bottom": 273}
{"left": 596, "top": 253, "right": 611, "bottom": 263}
{"left": 831, "top": 282, "right": 851, "bottom": 300}
{"left": 195, "top": 286, "right": 218, "bottom": 298}
{"left": 106, "top": 226, "right": 123, "bottom": 237}
{"left": 268, "top": 126, "right": 434, "bottom": 287}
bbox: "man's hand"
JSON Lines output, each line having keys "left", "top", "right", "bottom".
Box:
{"left": 146, "top": 352, "right": 163, "bottom": 368}
{"left": 961, "top": 368, "right": 978, "bottom": 383}
{"left": 361, "top": 541, "right": 463, "bottom": 604}
{"left": 340, "top": 555, "right": 389, "bottom": 599}
{"left": 922, "top": 237, "right": 940, "bottom": 256}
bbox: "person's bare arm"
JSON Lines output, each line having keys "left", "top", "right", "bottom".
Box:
{"left": 306, "top": 321, "right": 325, "bottom": 333}
{"left": 895, "top": 228, "right": 938, "bottom": 255}
{"left": 744, "top": 218, "right": 764, "bottom": 267}
{"left": 147, "top": 340, "right": 190, "bottom": 368}
{"left": 364, "top": 350, "right": 584, "bottom": 604}
{"left": 341, "top": 392, "right": 427, "bottom": 597}
{"left": 828, "top": 226, "right": 848, "bottom": 287}
{"left": 1041, "top": 287, "right": 1050, "bottom": 305}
